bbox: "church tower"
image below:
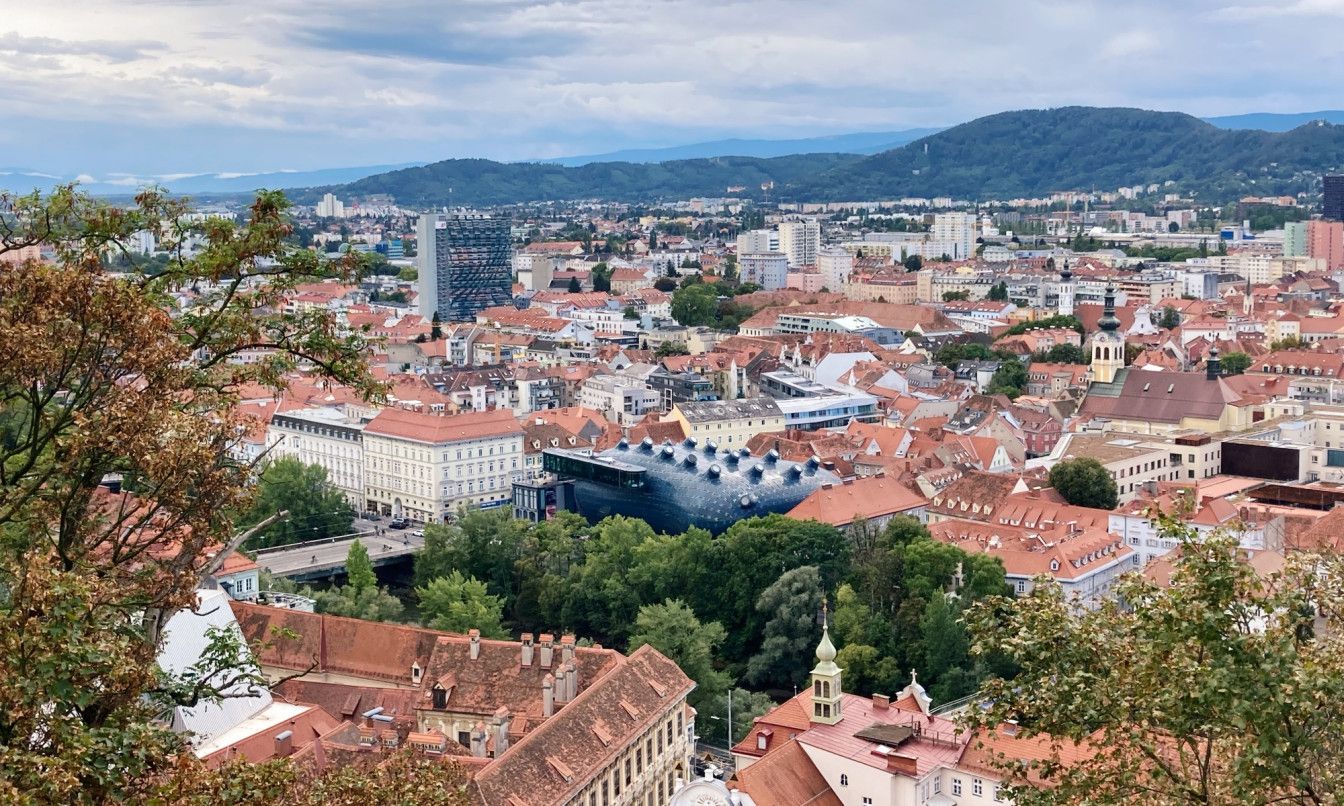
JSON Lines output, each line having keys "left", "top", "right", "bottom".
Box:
{"left": 809, "top": 608, "right": 843, "bottom": 726}
{"left": 1091, "top": 284, "right": 1125, "bottom": 384}
{"left": 1057, "top": 259, "right": 1075, "bottom": 317}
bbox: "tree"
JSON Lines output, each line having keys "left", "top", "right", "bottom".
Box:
{"left": 942, "top": 290, "right": 970, "bottom": 302}
{"left": 417, "top": 571, "right": 507, "bottom": 638}
{"left": 670, "top": 284, "right": 717, "bottom": 327}
{"left": 653, "top": 276, "right": 677, "bottom": 292}
{"left": 314, "top": 582, "right": 405, "bottom": 623}
{"left": 1220, "top": 351, "right": 1252, "bottom": 375}
{"left": 430, "top": 311, "right": 443, "bottom": 341}
{"left": 988, "top": 281, "right": 1008, "bottom": 301}
{"left": 1048, "top": 457, "right": 1119, "bottom": 509}
{"left": 834, "top": 643, "right": 901, "bottom": 696}
{"left": 414, "top": 509, "right": 528, "bottom": 608}
{"left": 747, "top": 565, "right": 825, "bottom": 689}
{"left": 655, "top": 341, "right": 690, "bottom": 358}
{"left": 966, "top": 517, "right": 1344, "bottom": 804}
{"left": 591, "top": 262, "right": 611, "bottom": 293}
{"left": 1158, "top": 305, "right": 1181, "bottom": 330}
{"left": 1167, "top": 220, "right": 1180, "bottom": 233}
{"left": 240, "top": 457, "right": 355, "bottom": 549}
{"left": 0, "top": 187, "right": 377, "bottom": 800}
{"left": 397, "top": 266, "right": 418, "bottom": 282}
{"left": 566, "top": 276, "right": 582, "bottom": 293}
{"left": 1035, "top": 343, "right": 1086, "bottom": 365}
{"left": 1271, "top": 335, "right": 1305, "bottom": 350}
{"left": 918, "top": 594, "right": 976, "bottom": 703}
{"left": 696, "top": 688, "right": 776, "bottom": 747}
{"left": 345, "top": 539, "right": 377, "bottom": 591}
{"left": 986, "top": 359, "right": 1029, "bottom": 399}
{"left": 628, "top": 599, "right": 730, "bottom": 710}
{"left": 903, "top": 254, "right": 923, "bottom": 271}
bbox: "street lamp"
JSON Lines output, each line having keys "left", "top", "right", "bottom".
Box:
{"left": 704, "top": 689, "right": 732, "bottom": 749}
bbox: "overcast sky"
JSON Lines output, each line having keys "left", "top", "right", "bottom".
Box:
{"left": 3, "top": 0, "right": 1343, "bottom": 176}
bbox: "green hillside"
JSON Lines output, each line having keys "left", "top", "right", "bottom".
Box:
{"left": 309, "top": 107, "right": 1344, "bottom": 207}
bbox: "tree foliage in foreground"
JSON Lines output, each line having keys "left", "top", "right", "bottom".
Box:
{"left": 966, "top": 517, "right": 1344, "bottom": 804}
{"left": 0, "top": 187, "right": 379, "bottom": 802}
{"left": 241, "top": 457, "right": 355, "bottom": 549}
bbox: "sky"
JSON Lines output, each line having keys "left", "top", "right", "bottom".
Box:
{"left": 3, "top": 0, "right": 1344, "bottom": 178}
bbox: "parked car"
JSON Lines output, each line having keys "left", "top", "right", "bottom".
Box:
{"left": 388, "top": 519, "right": 408, "bottom": 530}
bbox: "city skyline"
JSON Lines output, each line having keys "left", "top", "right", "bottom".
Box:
{"left": 4, "top": 0, "right": 1344, "bottom": 177}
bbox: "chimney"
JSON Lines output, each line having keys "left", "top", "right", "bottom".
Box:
{"left": 493, "top": 707, "right": 511, "bottom": 756}
{"left": 469, "top": 629, "right": 481, "bottom": 661}
{"left": 274, "top": 729, "right": 294, "bottom": 758}
{"left": 872, "top": 694, "right": 890, "bottom": 710}
{"left": 539, "top": 633, "right": 555, "bottom": 668}
{"left": 886, "top": 753, "right": 920, "bottom": 776}
{"left": 560, "top": 633, "right": 576, "bottom": 664}
{"left": 542, "top": 673, "right": 556, "bottom": 718}
{"left": 565, "top": 660, "right": 578, "bottom": 701}
{"left": 521, "top": 633, "right": 534, "bottom": 667}
{"left": 470, "top": 722, "right": 488, "bottom": 757}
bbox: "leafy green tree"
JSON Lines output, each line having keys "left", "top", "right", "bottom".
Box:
{"left": 903, "top": 254, "right": 923, "bottom": 271}
{"left": 240, "top": 457, "right": 355, "bottom": 549}
{"left": 1035, "top": 343, "right": 1087, "bottom": 365}
{"left": 591, "top": 262, "right": 611, "bottom": 293}
{"left": 670, "top": 284, "right": 717, "bottom": 327}
{"left": 314, "top": 583, "right": 405, "bottom": 623}
{"left": 1157, "top": 305, "right": 1181, "bottom": 330}
{"left": 1220, "top": 351, "right": 1252, "bottom": 375}
{"left": 417, "top": 570, "right": 507, "bottom": 637}
{"left": 919, "top": 594, "right": 976, "bottom": 703}
{"left": 628, "top": 599, "right": 730, "bottom": 709}
{"left": 345, "top": 539, "right": 377, "bottom": 591}
{"left": 1270, "top": 335, "right": 1305, "bottom": 350}
{"left": 655, "top": 341, "right": 690, "bottom": 358}
{"left": 747, "top": 565, "right": 825, "bottom": 689}
{"left": 1001, "top": 315, "right": 1084, "bottom": 336}
{"left": 986, "top": 359, "right": 1029, "bottom": 398}
{"left": 834, "top": 643, "right": 902, "bottom": 696}
{"left": 397, "top": 266, "right": 418, "bottom": 282}
{"left": 561, "top": 516, "right": 657, "bottom": 644}
{"left": 696, "top": 688, "right": 776, "bottom": 747}
{"left": 942, "top": 290, "right": 970, "bottom": 302}
{"left": 966, "top": 518, "right": 1344, "bottom": 804}
{"left": 1048, "top": 457, "right": 1119, "bottom": 509}
{"left": 567, "top": 276, "right": 582, "bottom": 293}
{"left": 414, "top": 509, "right": 528, "bottom": 607}
{"left": 653, "top": 276, "right": 678, "bottom": 292}
{"left": 988, "top": 281, "right": 1008, "bottom": 301}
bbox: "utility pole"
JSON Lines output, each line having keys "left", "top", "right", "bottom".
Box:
{"left": 726, "top": 688, "right": 732, "bottom": 748}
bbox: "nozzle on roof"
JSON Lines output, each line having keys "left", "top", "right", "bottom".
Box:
{"left": 751, "top": 463, "right": 765, "bottom": 476}
{"left": 707, "top": 464, "right": 722, "bottom": 478}
{"left": 789, "top": 464, "right": 803, "bottom": 476}
{"left": 705, "top": 440, "right": 718, "bottom": 453}
{"left": 806, "top": 456, "right": 821, "bottom": 468}
{"left": 617, "top": 437, "right": 629, "bottom": 450}
{"left": 765, "top": 449, "right": 780, "bottom": 463}
{"left": 684, "top": 437, "right": 697, "bottom": 448}
{"left": 683, "top": 453, "right": 698, "bottom": 467}
{"left": 661, "top": 445, "right": 675, "bottom": 459}
{"left": 640, "top": 437, "right": 654, "bottom": 450}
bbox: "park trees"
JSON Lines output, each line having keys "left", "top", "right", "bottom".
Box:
{"left": 240, "top": 457, "right": 355, "bottom": 549}
{"left": 628, "top": 599, "right": 730, "bottom": 710}
{"left": 747, "top": 566, "right": 826, "bottom": 689}
{"left": 417, "top": 570, "right": 507, "bottom": 638}
{"left": 312, "top": 539, "right": 404, "bottom": 622}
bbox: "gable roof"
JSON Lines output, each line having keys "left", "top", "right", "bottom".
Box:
{"left": 733, "top": 739, "right": 843, "bottom": 806}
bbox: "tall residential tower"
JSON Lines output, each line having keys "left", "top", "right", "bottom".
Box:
{"left": 418, "top": 212, "right": 513, "bottom": 322}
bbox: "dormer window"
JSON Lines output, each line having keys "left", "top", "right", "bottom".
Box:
{"left": 432, "top": 684, "right": 447, "bottom": 709}
{"left": 1049, "top": 559, "right": 1060, "bottom": 572}
{"left": 411, "top": 662, "right": 422, "bottom": 685}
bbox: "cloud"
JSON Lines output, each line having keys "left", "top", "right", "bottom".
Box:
{"left": 0, "top": 31, "right": 164, "bottom": 62}
{"left": 2, "top": 0, "right": 1342, "bottom": 176}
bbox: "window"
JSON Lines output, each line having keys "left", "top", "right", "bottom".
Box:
{"left": 934, "top": 777, "right": 942, "bottom": 794}
{"left": 839, "top": 775, "right": 849, "bottom": 787}
{"left": 974, "top": 778, "right": 983, "bottom": 797}
{"left": 952, "top": 778, "right": 962, "bottom": 796}
{"left": 862, "top": 799, "right": 872, "bottom": 806}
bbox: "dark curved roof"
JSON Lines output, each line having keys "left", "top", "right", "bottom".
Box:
{"left": 556, "top": 439, "right": 841, "bottom": 534}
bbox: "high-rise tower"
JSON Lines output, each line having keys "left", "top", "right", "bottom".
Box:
{"left": 418, "top": 213, "right": 513, "bottom": 322}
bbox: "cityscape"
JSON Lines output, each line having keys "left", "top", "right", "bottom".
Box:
{"left": 5, "top": 3, "right": 1344, "bottom": 806}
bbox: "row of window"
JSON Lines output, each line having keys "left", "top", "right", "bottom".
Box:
{"left": 581, "top": 710, "right": 685, "bottom": 806}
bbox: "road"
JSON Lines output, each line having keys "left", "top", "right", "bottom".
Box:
{"left": 257, "top": 530, "right": 427, "bottom": 578}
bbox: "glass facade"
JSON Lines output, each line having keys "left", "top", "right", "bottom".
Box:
{"left": 424, "top": 214, "right": 513, "bottom": 322}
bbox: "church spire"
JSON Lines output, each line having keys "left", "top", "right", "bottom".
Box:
{"left": 809, "top": 601, "right": 843, "bottom": 725}
{"left": 1098, "top": 284, "right": 1121, "bottom": 332}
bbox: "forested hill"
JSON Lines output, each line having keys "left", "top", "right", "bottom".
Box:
{"left": 295, "top": 153, "right": 861, "bottom": 208}
{"left": 797, "top": 107, "right": 1344, "bottom": 201}
{"left": 306, "top": 107, "right": 1344, "bottom": 207}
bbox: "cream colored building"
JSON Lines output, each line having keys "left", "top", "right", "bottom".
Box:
{"left": 266, "top": 405, "right": 371, "bottom": 509}
{"left": 668, "top": 397, "right": 785, "bottom": 448}
{"left": 362, "top": 406, "right": 524, "bottom": 522}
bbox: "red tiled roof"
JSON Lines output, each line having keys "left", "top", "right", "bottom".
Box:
{"left": 364, "top": 407, "right": 521, "bottom": 443}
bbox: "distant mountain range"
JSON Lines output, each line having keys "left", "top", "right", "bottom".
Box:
{"left": 1204, "top": 110, "right": 1344, "bottom": 132}
{"left": 537, "top": 129, "right": 944, "bottom": 166}
{"left": 17, "top": 106, "right": 1344, "bottom": 201}
{"left": 0, "top": 164, "right": 420, "bottom": 198}
{"left": 296, "top": 107, "right": 1344, "bottom": 207}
